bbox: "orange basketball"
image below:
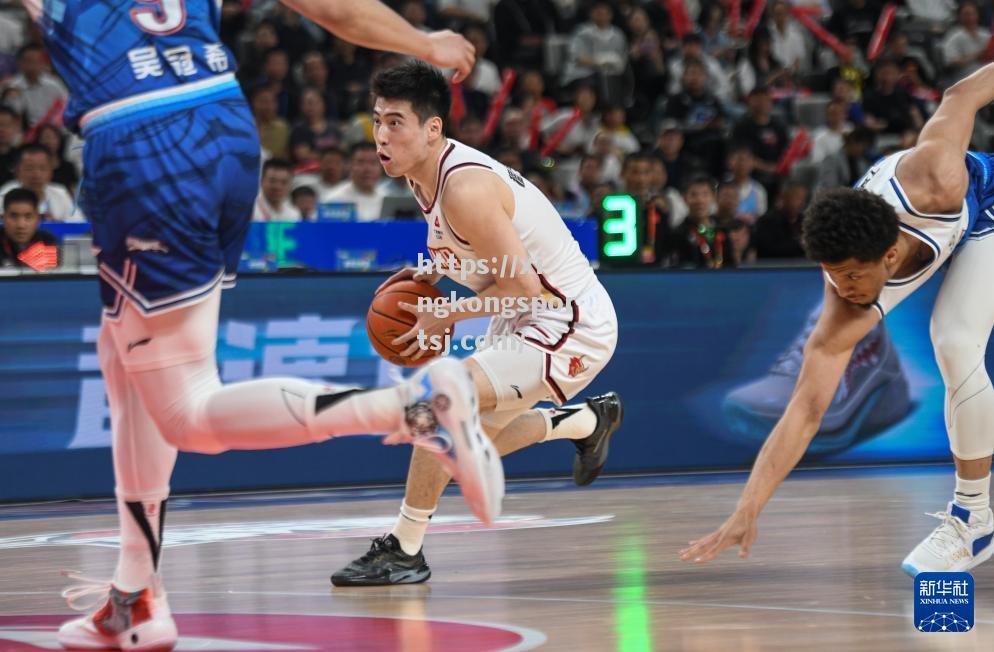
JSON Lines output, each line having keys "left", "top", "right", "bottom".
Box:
{"left": 366, "top": 279, "right": 451, "bottom": 367}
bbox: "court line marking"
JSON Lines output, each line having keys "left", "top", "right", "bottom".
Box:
{"left": 5, "top": 588, "right": 990, "bottom": 628}
{"left": 0, "top": 602, "right": 546, "bottom": 652}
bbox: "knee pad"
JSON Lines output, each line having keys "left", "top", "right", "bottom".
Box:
{"left": 932, "top": 326, "right": 994, "bottom": 459}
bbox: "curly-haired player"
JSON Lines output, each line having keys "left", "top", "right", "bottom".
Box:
{"left": 683, "top": 62, "right": 994, "bottom": 575}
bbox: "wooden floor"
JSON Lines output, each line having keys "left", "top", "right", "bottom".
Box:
{"left": 0, "top": 467, "right": 991, "bottom": 651}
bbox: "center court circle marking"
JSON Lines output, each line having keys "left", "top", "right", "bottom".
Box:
{"left": 0, "top": 613, "right": 546, "bottom": 651}
{"left": 0, "top": 514, "right": 614, "bottom": 549}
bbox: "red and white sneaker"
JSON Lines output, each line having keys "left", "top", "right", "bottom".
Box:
{"left": 58, "top": 575, "right": 177, "bottom": 650}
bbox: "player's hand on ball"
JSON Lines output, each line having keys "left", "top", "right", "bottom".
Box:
{"left": 392, "top": 301, "right": 453, "bottom": 361}
{"left": 679, "top": 509, "right": 758, "bottom": 564}
{"left": 426, "top": 30, "right": 475, "bottom": 83}
{"left": 376, "top": 267, "right": 441, "bottom": 294}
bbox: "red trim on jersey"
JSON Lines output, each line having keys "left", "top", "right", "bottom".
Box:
{"left": 437, "top": 161, "right": 492, "bottom": 245}
{"left": 543, "top": 352, "right": 568, "bottom": 404}
{"left": 417, "top": 142, "right": 456, "bottom": 214}
{"left": 517, "top": 271, "right": 579, "bottom": 353}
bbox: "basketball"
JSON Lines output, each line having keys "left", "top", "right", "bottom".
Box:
{"left": 366, "top": 279, "right": 450, "bottom": 367}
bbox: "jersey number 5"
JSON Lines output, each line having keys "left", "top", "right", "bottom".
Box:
{"left": 130, "top": 0, "right": 187, "bottom": 35}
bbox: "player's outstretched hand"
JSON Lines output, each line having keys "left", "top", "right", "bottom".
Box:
{"left": 376, "top": 266, "right": 440, "bottom": 294}
{"left": 679, "top": 509, "right": 758, "bottom": 564}
{"left": 425, "top": 30, "right": 476, "bottom": 83}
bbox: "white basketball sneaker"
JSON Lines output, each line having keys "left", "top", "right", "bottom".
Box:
{"left": 395, "top": 357, "right": 505, "bottom": 525}
{"left": 901, "top": 502, "right": 994, "bottom": 576}
{"left": 58, "top": 575, "right": 177, "bottom": 650}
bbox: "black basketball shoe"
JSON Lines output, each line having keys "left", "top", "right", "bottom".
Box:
{"left": 331, "top": 534, "right": 431, "bottom": 587}
{"left": 572, "top": 392, "right": 624, "bottom": 486}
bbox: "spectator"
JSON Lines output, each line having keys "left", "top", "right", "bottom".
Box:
{"left": 732, "top": 87, "right": 789, "bottom": 191}
{"left": 565, "top": 154, "right": 603, "bottom": 214}
{"left": 826, "top": 0, "right": 883, "bottom": 51}
{"left": 323, "top": 143, "right": 386, "bottom": 221}
{"left": 437, "top": 0, "right": 492, "bottom": 26}
{"left": 887, "top": 31, "right": 935, "bottom": 84}
{"left": 589, "top": 131, "right": 622, "bottom": 185}
{"left": 291, "top": 186, "right": 318, "bottom": 221}
{"left": 768, "top": 1, "right": 808, "bottom": 74}
{"left": 328, "top": 39, "right": 375, "bottom": 117}
{"left": 289, "top": 87, "right": 341, "bottom": 165}
{"left": 219, "top": 0, "right": 248, "bottom": 53}
{"left": 700, "top": 4, "right": 733, "bottom": 63}
{"left": 544, "top": 84, "right": 601, "bottom": 158}
{"left": 237, "top": 20, "right": 280, "bottom": 87}
{"left": 808, "top": 99, "right": 849, "bottom": 164}
{"left": 753, "top": 182, "right": 809, "bottom": 259}
{"left": 727, "top": 218, "right": 756, "bottom": 266}
{"left": 252, "top": 86, "right": 289, "bottom": 159}
{"left": 562, "top": 1, "right": 628, "bottom": 96}
{"left": 648, "top": 155, "right": 687, "bottom": 227}
{"left": 253, "top": 159, "right": 302, "bottom": 221}
{"left": 601, "top": 106, "right": 640, "bottom": 155}
{"left": 298, "top": 51, "right": 338, "bottom": 119}
{"left": 831, "top": 77, "right": 864, "bottom": 125}
{"left": 0, "top": 104, "right": 22, "bottom": 186}
{"left": 4, "top": 44, "right": 68, "bottom": 128}
{"left": 515, "top": 70, "right": 557, "bottom": 117}
{"left": 0, "top": 187, "right": 55, "bottom": 269}
{"left": 726, "top": 146, "right": 768, "bottom": 225}
{"left": 667, "top": 176, "right": 731, "bottom": 269}
{"left": 627, "top": 6, "right": 667, "bottom": 119}
{"left": 863, "top": 57, "right": 923, "bottom": 134}
{"left": 34, "top": 123, "right": 79, "bottom": 193}
{"left": 715, "top": 181, "right": 741, "bottom": 227}
{"left": 493, "top": 0, "right": 561, "bottom": 68}
{"left": 453, "top": 114, "right": 487, "bottom": 150}
{"left": 463, "top": 25, "right": 501, "bottom": 97}
{"left": 941, "top": 1, "right": 989, "bottom": 83}
{"left": 294, "top": 146, "right": 346, "bottom": 196}
{"left": 400, "top": 0, "right": 429, "bottom": 32}
{"left": 0, "top": 144, "right": 78, "bottom": 222}
{"left": 619, "top": 152, "right": 653, "bottom": 201}
{"left": 664, "top": 58, "right": 726, "bottom": 177}
{"left": 668, "top": 33, "right": 732, "bottom": 104}
{"left": 258, "top": 48, "right": 295, "bottom": 118}
{"left": 0, "top": 9, "right": 23, "bottom": 78}
{"left": 270, "top": 3, "right": 320, "bottom": 63}
{"left": 652, "top": 120, "right": 695, "bottom": 193}
{"left": 815, "top": 126, "right": 875, "bottom": 191}
{"left": 735, "top": 28, "right": 789, "bottom": 99}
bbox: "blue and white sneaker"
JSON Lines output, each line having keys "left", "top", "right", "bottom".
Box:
{"left": 721, "top": 310, "right": 911, "bottom": 456}
{"left": 902, "top": 502, "right": 994, "bottom": 576}
{"left": 398, "top": 358, "right": 504, "bottom": 525}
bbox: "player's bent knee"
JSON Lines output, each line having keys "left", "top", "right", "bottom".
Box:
{"left": 930, "top": 324, "right": 987, "bottom": 381}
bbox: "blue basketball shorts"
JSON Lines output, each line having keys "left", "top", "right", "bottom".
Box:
{"left": 79, "top": 82, "right": 260, "bottom": 318}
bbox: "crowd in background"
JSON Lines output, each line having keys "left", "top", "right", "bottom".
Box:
{"left": 1, "top": 0, "right": 993, "bottom": 269}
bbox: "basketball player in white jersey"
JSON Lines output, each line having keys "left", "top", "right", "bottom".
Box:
{"left": 332, "top": 61, "right": 623, "bottom": 585}
{"left": 51, "top": 3, "right": 504, "bottom": 650}
{"left": 681, "top": 61, "right": 994, "bottom": 575}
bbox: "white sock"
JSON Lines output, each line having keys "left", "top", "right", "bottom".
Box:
{"left": 539, "top": 404, "right": 598, "bottom": 442}
{"left": 390, "top": 502, "right": 435, "bottom": 556}
{"left": 114, "top": 491, "right": 168, "bottom": 592}
{"left": 954, "top": 473, "right": 991, "bottom": 516}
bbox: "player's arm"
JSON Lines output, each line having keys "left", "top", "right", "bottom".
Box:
{"left": 392, "top": 170, "right": 543, "bottom": 357}
{"left": 896, "top": 62, "right": 994, "bottom": 212}
{"left": 680, "top": 284, "right": 879, "bottom": 563}
{"left": 280, "top": 0, "right": 475, "bottom": 81}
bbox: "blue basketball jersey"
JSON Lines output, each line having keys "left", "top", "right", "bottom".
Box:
{"left": 27, "top": 0, "right": 236, "bottom": 132}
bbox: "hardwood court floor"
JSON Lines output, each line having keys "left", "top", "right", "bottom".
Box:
{"left": 0, "top": 467, "right": 991, "bottom": 651}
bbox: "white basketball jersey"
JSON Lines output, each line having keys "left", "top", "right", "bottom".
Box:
{"left": 848, "top": 149, "right": 969, "bottom": 317}
{"left": 412, "top": 139, "right": 597, "bottom": 300}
